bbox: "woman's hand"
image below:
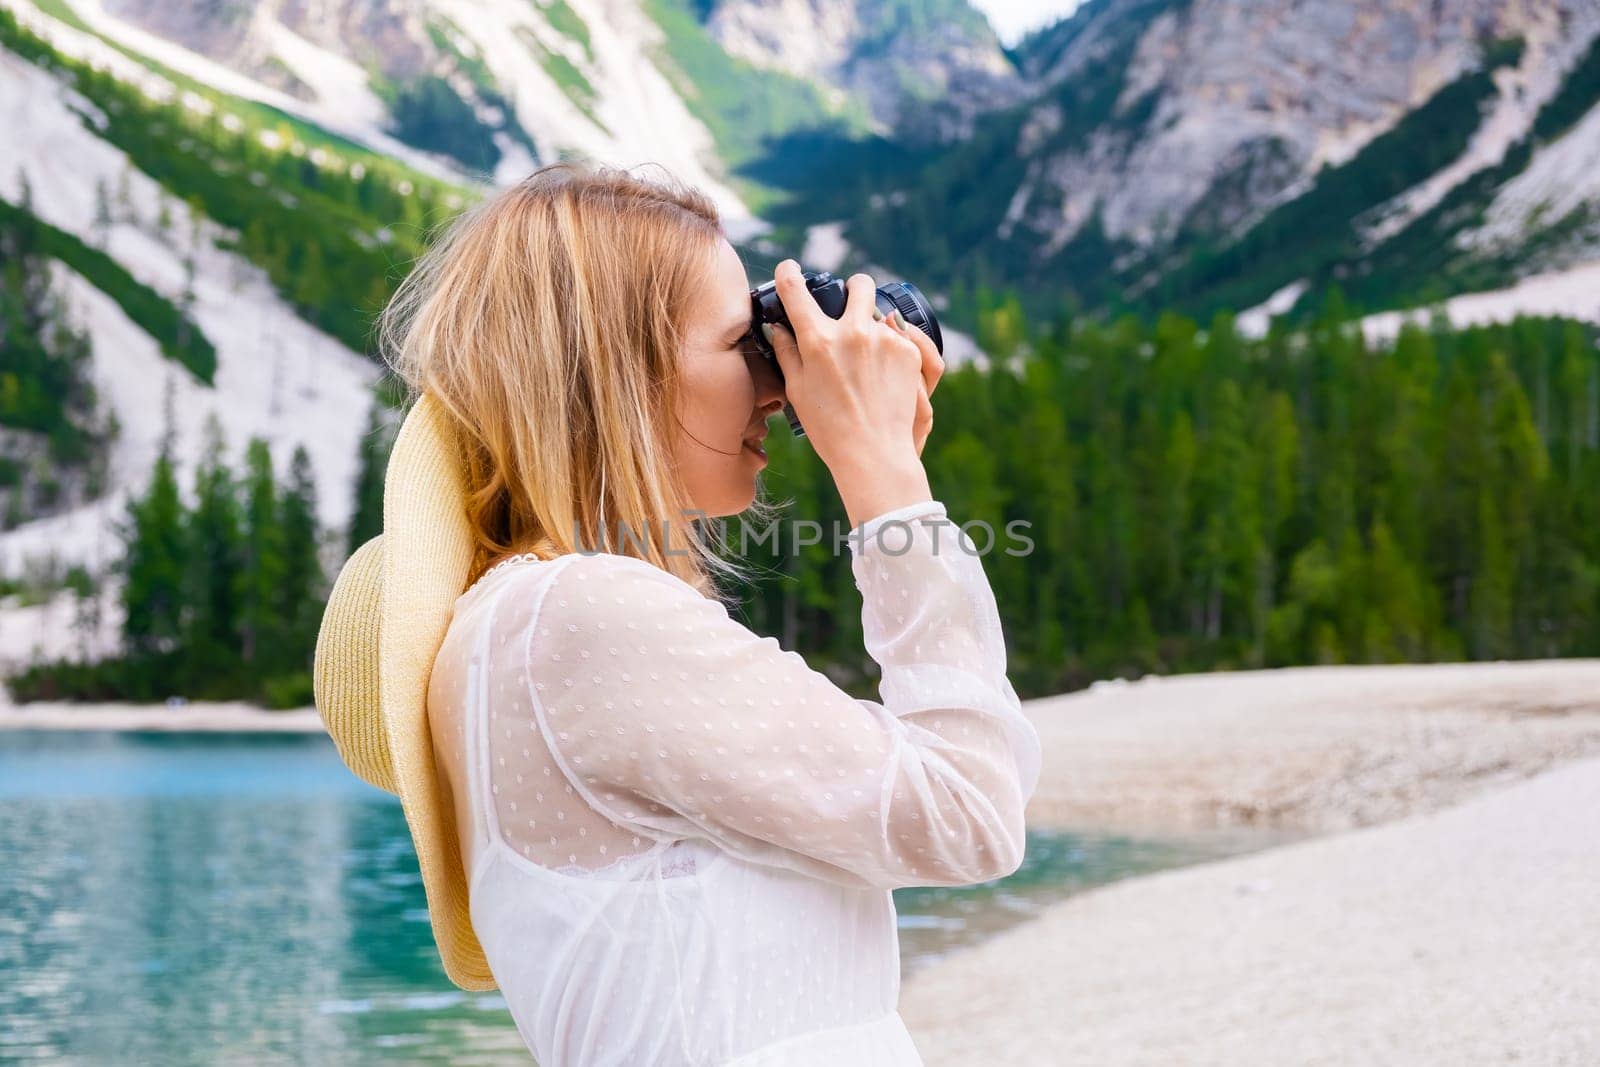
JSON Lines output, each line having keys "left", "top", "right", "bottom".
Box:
{"left": 878, "top": 300, "right": 944, "bottom": 457}
{"left": 764, "top": 260, "right": 943, "bottom": 469}
{"left": 762, "top": 260, "right": 937, "bottom": 526}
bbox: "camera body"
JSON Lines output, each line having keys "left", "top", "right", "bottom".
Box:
{"left": 746, "top": 269, "right": 943, "bottom": 439}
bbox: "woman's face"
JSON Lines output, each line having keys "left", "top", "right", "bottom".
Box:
{"left": 674, "top": 236, "right": 786, "bottom": 517}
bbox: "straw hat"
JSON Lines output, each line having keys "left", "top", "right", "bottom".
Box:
{"left": 312, "top": 389, "right": 498, "bottom": 991}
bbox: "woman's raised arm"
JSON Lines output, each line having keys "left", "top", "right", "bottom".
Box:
{"left": 519, "top": 499, "right": 1041, "bottom": 891}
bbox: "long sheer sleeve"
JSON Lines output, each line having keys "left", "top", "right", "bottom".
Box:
{"left": 521, "top": 499, "right": 1042, "bottom": 891}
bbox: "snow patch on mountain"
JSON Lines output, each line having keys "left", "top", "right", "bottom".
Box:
{"left": 0, "top": 50, "right": 380, "bottom": 579}
{"left": 1458, "top": 101, "right": 1600, "bottom": 267}
{"left": 801, "top": 221, "right": 849, "bottom": 272}
{"left": 1360, "top": 260, "right": 1600, "bottom": 346}
{"left": 0, "top": 584, "right": 121, "bottom": 672}
{"left": 1361, "top": 9, "right": 1600, "bottom": 247}
{"left": 261, "top": 18, "right": 390, "bottom": 132}
{"left": 1236, "top": 279, "right": 1308, "bottom": 339}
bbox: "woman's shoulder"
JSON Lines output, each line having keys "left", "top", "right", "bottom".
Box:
{"left": 465, "top": 548, "right": 695, "bottom": 615}
{"left": 535, "top": 550, "right": 698, "bottom": 610}
{"left": 463, "top": 552, "right": 727, "bottom": 680}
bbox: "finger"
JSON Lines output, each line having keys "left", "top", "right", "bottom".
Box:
{"left": 843, "top": 272, "right": 877, "bottom": 325}
{"left": 912, "top": 385, "right": 934, "bottom": 456}
{"left": 888, "top": 311, "right": 945, "bottom": 396}
{"left": 772, "top": 260, "right": 827, "bottom": 350}
{"left": 921, "top": 334, "right": 944, "bottom": 397}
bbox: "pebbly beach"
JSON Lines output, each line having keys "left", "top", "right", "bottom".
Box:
{"left": 902, "top": 659, "right": 1600, "bottom": 1065}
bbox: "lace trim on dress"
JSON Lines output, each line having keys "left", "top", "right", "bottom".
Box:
{"left": 462, "top": 550, "right": 548, "bottom": 599}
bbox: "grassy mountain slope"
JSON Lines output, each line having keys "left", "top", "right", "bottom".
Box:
{"left": 1, "top": 8, "right": 467, "bottom": 354}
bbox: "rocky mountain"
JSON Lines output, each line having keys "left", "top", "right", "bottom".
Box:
{"left": 838, "top": 0, "right": 1600, "bottom": 321}
{"left": 21, "top": 0, "right": 1022, "bottom": 226}
{"left": 5, "top": 0, "right": 1600, "bottom": 588}
{"left": 703, "top": 0, "right": 1027, "bottom": 143}
{"left": 0, "top": 33, "right": 381, "bottom": 579}
{"left": 23, "top": 0, "right": 1600, "bottom": 317}
{"left": 0, "top": 0, "right": 1026, "bottom": 576}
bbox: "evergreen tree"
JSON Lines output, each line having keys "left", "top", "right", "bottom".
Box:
{"left": 176, "top": 254, "right": 198, "bottom": 354}
{"left": 976, "top": 287, "right": 1027, "bottom": 360}
{"left": 1362, "top": 516, "right": 1431, "bottom": 661}
{"left": 347, "top": 399, "right": 395, "bottom": 555}
{"left": 114, "top": 164, "right": 133, "bottom": 221}
{"left": 278, "top": 444, "right": 324, "bottom": 672}
{"left": 1470, "top": 487, "right": 1514, "bottom": 659}
{"left": 291, "top": 239, "right": 327, "bottom": 316}
{"left": 186, "top": 194, "right": 205, "bottom": 251}
{"left": 1007, "top": 357, "right": 1083, "bottom": 685}
{"left": 1431, "top": 360, "right": 1485, "bottom": 629}
{"left": 1267, "top": 538, "right": 1342, "bottom": 665}
{"left": 118, "top": 376, "right": 186, "bottom": 660}
{"left": 182, "top": 415, "right": 243, "bottom": 684}
{"left": 67, "top": 563, "right": 102, "bottom": 663}
{"left": 92, "top": 178, "right": 112, "bottom": 247}
{"left": 1158, "top": 409, "right": 1197, "bottom": 637}
{"left": 120, "top": 448, "right": 186, "bottom": 659}
{"left": 238, "top": 438, "right": 288, "bottom": 669}
{"left": 1557, "top": 324, "right": 1589, "bottom": 481}
{"left": 1376, "top": 324, "right": 1437, "bottom": 566}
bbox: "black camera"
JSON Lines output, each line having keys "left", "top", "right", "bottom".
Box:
{"left": 745, "top": 269, "right": 944, "bottom": 438}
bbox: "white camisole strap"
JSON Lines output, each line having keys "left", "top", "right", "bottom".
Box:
{"left": 462, "top": 580, "right": 515, "bottom": 875}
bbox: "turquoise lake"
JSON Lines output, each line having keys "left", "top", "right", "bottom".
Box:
{"left": 0, "top": 729, "right": 1298, "bottom": 1064}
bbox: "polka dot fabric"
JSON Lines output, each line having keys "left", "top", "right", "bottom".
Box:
{"left": 426, "top": 499, "right": 1040, "bottom": 1065}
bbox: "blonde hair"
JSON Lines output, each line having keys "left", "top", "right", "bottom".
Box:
{"left": 378, "top": 160, "right": 780, "bottom": 602}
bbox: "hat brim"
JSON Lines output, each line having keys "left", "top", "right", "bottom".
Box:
{"left": 379, "top": 392, "right": 496, "bottom": 991}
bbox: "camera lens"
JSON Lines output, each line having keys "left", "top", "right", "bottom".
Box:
{"left": 873, "top": 281, "right": 942, "bottom": 357}
{"left": 746, "top": 270, "right": 944, "bottom": 439}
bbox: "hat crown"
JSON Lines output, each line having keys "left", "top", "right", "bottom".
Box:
{"left": 312, "top": 535, "right": 394, "bottom": 792}
{"left": 312, "top": 391, "right": 498, "bottom": 991}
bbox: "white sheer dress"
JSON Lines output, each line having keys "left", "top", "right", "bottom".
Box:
{"left": 427, "top": 499, "right": 1043, "bottom": 1066}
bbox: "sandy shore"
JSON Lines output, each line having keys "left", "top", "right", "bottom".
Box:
{"left": 902, "top": 659, "right": 1600, "bottom": 1065}
{"left": 903, "top": 753, "right": 1600, "bottom": 1065}
{"left": 1020, "top": 658, "right": 1600, "bottom": 835}
{"left": 0, "top": 698, "right": 326, "bottom": 732}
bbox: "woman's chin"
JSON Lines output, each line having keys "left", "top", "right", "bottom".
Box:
{"left": 693, "top": 482, "right": 756, "bottom": 520}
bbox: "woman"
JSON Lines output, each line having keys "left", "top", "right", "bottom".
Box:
{"left": 383, "top": 161, "right": 1041, "bottom": 1065}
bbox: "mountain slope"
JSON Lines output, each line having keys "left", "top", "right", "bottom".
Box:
{"left": 25, "top": 0, "right": 1028, "bottom": 230}
{"left": 7, "top": 0, "right": 1600, "bottom": 586}
{"left": 703, "top": 0, "right": 1025, "bottom": 144}
{"left": 29, "top": 0, "right": 758, "bottom": 225}
{"left": 838, "top": 0, "right": 1600, "bottom": 322}
{"left": 0, "top": 42, "right": 379, "bottom": 577}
